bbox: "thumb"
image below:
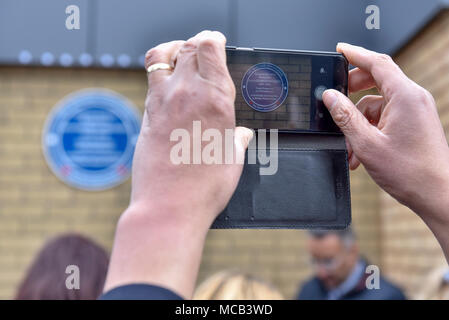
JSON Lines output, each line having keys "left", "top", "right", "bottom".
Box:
{"left": 234, "top": 126, "right": 254, "bottom": 164}
{"left": 322, "top": 89, "right": 378, "bottom": 144}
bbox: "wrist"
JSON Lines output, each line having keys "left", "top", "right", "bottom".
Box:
{"left": 104, "top": 201, "right": 211, "bottom": 298}
{"left": 417, "top": 174, "right": 449, "bottom": 261}
{"left": 410, "top": 169, "right": 449, "bottom": 234}
{"left": 125, "top": 198, "right": 215, "bottom": 234}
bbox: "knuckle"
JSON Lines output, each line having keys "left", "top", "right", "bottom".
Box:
{"left": 421, "top": 88, "right": 435, "bottom": 105}
{"left": 145, "top": 41, "right": 185, "bottom": 69}
{"left": 206, "top": 87, "right": 232, "bottom": 116}
{"left": 199, "top": 38, "right": 221, "bottom": 52}
{"left": 333, "top": 104, "right": 354, "bottom": 130}
{"left": 171, "top": 85, "right": 190, "bottom": 101}
{"left": 145, "top": 47, "right": 162, "bottom": 67}
{"left": 372, "top": 54, "right": 395, "bottom": 74}
{"left": 212, "top": 30, "right": 226, "bottom": 42}
{"left": 408, "top": 83, "right": 435, "bottom": 107}
{"left": 181, "top": 40, "right": 197, "bottom": 52}
{"left": 376, "top": 53, "right": 393, "bottom": 64}
{"left": 197, "top": 30, "right": 213, "bottom": 38}
{"left": 177, "top": 41, "right": 197, "bottom": 59}
{"left": 165, "top": 84, "right": 193, "bottom": 113}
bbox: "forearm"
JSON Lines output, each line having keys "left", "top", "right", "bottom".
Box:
{"left": 103, "top": 203, "right": 210, "bottom": 299}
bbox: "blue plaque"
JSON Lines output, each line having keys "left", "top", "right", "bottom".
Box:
{"left": 241, "top": 63, "right": 288, "bottom": 112}
{"left": 42, "top": 89, "right": 141, "bottom": 191}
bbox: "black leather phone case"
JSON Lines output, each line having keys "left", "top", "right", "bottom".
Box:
{"left": 212, "top": 132, "right": 351, "bottom": 229}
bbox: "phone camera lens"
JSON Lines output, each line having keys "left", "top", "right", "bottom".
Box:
{"left": 314, "top": 85, "right": 327, "bottom": 100}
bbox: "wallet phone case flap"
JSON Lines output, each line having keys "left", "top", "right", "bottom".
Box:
{"left": 212, "top": 132, "right": 351, "bottom": 229}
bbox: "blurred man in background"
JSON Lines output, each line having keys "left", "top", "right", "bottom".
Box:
{"left": 297, "top": 228, "right": 406, "bottom": 300}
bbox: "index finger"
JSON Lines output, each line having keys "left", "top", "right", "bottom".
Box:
{"left": 348, "top": 67, "right": 375, "bottom": 94}
{"left": 337, "top": 43, "right": 408, "bottom": 100}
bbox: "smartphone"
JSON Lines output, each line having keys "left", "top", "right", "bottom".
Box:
{"left": 226, "top": 47, "right": 348, "bottom": 133}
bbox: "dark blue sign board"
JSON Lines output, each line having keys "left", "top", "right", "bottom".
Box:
{"left": 42, "top": 89, "right": 141, "bottom": 191}
{"left": 241, "top": 63, "right": 288, "bottom": 112}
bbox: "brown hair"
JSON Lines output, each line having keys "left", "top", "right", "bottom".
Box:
{"left": 194, "top": 270, "right": 284, "bottom": 300}
{"left": 15, "top": 233, "right": 109, "bottom": 300}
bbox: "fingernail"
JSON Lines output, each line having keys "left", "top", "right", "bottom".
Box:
{"left": 336, "top": 42, "right": 349, "bottom": 53}
{"left": 243, "top": 128, "right": 255, "bottom": 147}
{"left": 323, "top": 90, "right": 338, "bottom": 109}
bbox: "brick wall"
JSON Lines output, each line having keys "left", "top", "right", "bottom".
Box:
{"left": 0, "top": 64, "right": 381, "bottom": 299}
{"left": 0, "top": 67, "right": 146, "bottom": 299}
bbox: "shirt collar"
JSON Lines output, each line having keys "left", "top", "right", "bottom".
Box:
{"left": 327, "top": 259, "right": 366, "bottom": 300}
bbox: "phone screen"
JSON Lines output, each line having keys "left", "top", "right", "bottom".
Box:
{"left": 226, "top": 48, "right": 348, "bottom": 133}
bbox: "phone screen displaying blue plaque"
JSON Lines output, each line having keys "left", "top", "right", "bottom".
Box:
{"left": 242, "top": 63, "right": 288, "bottom": 112}
{"left": 227, "top": 48, "right": 347, "bottom": 133}
{"left": 42, "top": 89, "right": 141, "bottom": 191}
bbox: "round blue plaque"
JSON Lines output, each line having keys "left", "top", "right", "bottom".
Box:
{"left": 241, "top": 63, "right": 288, "bottom": 112}
{"left": 42, "top": 89, "right": 141, "bottom": 191}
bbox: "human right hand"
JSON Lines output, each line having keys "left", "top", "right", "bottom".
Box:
{"left": 322, "top": 43, "right": 449, "bottom": 258}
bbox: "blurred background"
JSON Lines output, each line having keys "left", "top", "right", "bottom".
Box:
{"left": 1, "top": 0, "right": 449, "bottom": 299}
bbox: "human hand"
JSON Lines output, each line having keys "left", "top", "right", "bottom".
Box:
{"left": 130, "top": 30, "right": 252, "bottom": 229}
{"left": 322, "top": 43, "right": 449, "bottom": 258}
{"left": 104, "top": 31, "right": 252, "bottom": 298}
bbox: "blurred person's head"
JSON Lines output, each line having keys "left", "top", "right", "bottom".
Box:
{"left": 15, "top": 233, "right": 109, "bottom": 300}
{"left": 307, "top": 228, "right": 358, "bottom": 290}
{"left": 193, "top": 270, "right": 283, "bottom": 300}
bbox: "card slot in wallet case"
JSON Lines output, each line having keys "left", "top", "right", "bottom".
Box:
{"left": 212, "top": 132, "right": 351, "bottom": 229}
